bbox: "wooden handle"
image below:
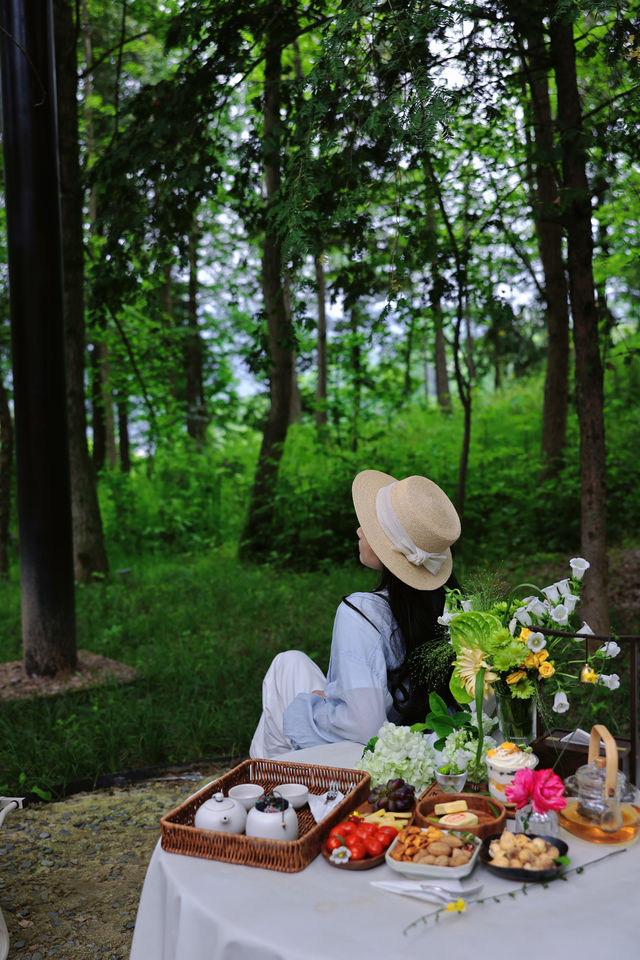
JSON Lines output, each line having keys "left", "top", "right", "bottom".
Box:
{"left": 588, "top": 724, "right": 618, "bottom": 798}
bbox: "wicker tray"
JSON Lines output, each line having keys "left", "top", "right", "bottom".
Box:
{"left": 160, "top": 757, "right": 371, "bottom": 873}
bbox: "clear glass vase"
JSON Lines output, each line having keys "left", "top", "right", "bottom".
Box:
{"left": 514, "top": 805, "right": 559, "bottom": 837}
{"left": 495, "top": 686, "right": 536, "bottom": 747}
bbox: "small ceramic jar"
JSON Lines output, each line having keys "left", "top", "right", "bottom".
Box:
{"left": 245, "top": 793, "right": 299, "bottom": 842}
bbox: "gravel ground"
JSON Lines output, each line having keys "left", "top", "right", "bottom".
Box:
{"left": 0, "top": 764, "right": 233, "bottom": 960}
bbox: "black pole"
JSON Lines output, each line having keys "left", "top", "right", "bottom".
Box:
{"left": 0, "top": 0, "right": 76, "bottom": 674}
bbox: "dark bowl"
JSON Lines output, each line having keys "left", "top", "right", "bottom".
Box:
{"left": 479, "top": 833, "right": 569, "bottom": 883}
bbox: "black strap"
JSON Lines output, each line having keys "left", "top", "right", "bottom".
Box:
{"left": 341, "top": 595, "right": 383, "bottom": 635}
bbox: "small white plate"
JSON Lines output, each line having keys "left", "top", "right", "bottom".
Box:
{"left": 385, "top": 830, "right": 481, "bottom": 880}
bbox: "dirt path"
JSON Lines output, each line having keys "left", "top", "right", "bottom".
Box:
{"left": 0, "top": 765, "right": 231, "bottom": 960}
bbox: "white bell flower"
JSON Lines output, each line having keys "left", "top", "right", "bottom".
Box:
{"left": 552, "top": 691, "right": 570, "bottom": 713}
{"left": 562, "top": 594, "right": 579, "bottom": 614}
{"left": 550, "top": 604, "right": 569, "bottom": 626}
{"left": 569, "top": 557, "right": 590, "bottom": 580}
{"left": 526, "top": 597, "right": 548, "bottom": 618}
{"left": 597, "top": 674, "right": 620, "bottom": 691}
{"left": 542, "top": 583, "right": 560, "bottom": 604}
{"left": 437, "top": 610, "right": 456, "bottom": 626}
{"left": 527, "top": 632, "right": 546, "bottom": 652}
{"left": 577, "top": 621, "right": 594, "bottom": 636}
{"left": 598, "top": 641, "right": 621, "bottom": 658}
{"left": 514, "top": 607, "right": 532, "bottom": 626}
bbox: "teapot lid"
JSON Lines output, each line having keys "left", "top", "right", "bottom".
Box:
{"left": 203, "top": 791, "right": 236, "bottom": 811}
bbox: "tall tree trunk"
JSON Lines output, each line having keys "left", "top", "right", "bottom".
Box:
{"left": 314, "top": 254, "right": 328, "bottom": 432}
{"left": 90, "top": 342, "right": 106, "bottom": 472}
{"left": 117, "top": 394, "right": 131, "bottom": 473}
{"left": 427, "top": 206, "right": 452, "bottom": 414}
{"left": 0, "top": 376, "right": 13, "bottom": 578}
{"left": 402, "top": 314, "right": 415, "bottom": 399}
{"left": 519, "top": 17, "right": 570, "bottom": 480}
{"left": 82, "top": 0, "right": 117, "bottom": 472}
{"left": 54, "top": 0, "right": 108, "bottom": 582}
{"left": 1, "top": 0, "right": 77, "bottom": 674}
{"left": 350, "top": 304, "right": 362, "bottom": 452}
{"left": 425, "top": 154, "right": 471, "bottom": 511}
{"left": 186, "top": 231, "right": 207, "bottom": 442}
{"left": 550, "top": 16, "right": 608, "bottom": 634}
{"left": 241, "top": 1, "right": 293, "bottom": 555}
{"left": 284, "top": 277, "right": 302, "bottom": 424}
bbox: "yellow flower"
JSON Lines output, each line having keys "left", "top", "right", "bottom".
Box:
{"left": 537, "top": 649, "right": 549, "bottom": 663}
{"left": 457, "top": 647, "right": 498, "bottom": 697}
{"left": 506, "top": 670, "right": 526, "bottom": 685}
{"left": 538, "top": 661, "right": 555, "bottom": 678}
{"left": 518, "top": 628, "right": 531, "bottom": 644}
{"left": 446, "top": 899, "right": 466, "bottom": 913}
{"left": 524, "top": 653, "right": 538, "bottom": 668}
{"left": 580, "top": 665, "right": 599, "bottom": 684}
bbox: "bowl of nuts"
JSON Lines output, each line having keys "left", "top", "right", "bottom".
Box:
{"left": 385, "top": 824, "right": 481, "bottom": 879}
{"left": 479, "top": 831, "right": 569, "bottom": 882}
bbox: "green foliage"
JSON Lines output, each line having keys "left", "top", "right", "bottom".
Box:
{"left": 0, "top": 553, "right": 372, "bottom": 794}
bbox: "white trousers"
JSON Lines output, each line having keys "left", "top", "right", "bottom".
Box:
{"left": 249, "top": 651, "right": 326, "bottom": 759}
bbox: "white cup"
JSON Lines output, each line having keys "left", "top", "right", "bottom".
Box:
{"left": 228, "top": 783, "right": 265, "bottom": 811}
{"left": 274, "top": 783, "right": 309, "bottom": 810}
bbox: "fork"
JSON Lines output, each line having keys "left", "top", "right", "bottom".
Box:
{"left": 324, "top": 780, "right": 339, "bottom": 803}
{"left": 418, "top": 882, "right": 483, "bottom": 901}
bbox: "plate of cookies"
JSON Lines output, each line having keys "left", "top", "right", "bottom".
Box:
{"left": 385, "top": 824, "right": 481, "bottom": 879}
{"left": 479, "top": 831, "right": 569, "bottom": 882}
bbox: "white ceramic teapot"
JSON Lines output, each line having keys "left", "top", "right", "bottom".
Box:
{"left": 245, "top": 793, "right": 299, "bottom": 842}
{"left": 194, "top": 792, "right": 247, "bottom": 834}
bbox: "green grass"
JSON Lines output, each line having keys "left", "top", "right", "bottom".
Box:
{"left": 0, "top": 553, "right": 376, "bottom": 796}
{"left": 0, "top": 347, "right": 638, "bottom": 796}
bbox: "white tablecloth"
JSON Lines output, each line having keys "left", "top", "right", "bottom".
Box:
{"left": 130, "top": 744, "right": 638, "bottom": 960}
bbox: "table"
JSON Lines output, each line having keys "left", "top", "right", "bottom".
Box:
{"left": 130, "top": 744, "right": 638, "bottom": 960}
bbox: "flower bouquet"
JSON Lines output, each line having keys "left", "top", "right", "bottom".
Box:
{"left": 438, "top": 558, "right": 620, "bottom": 742}
{"left": 505, "top": 767, "right": 567, "bottom": 836}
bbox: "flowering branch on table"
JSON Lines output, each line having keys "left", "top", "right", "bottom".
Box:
{"left": 402, "top": 848, "right": 627, "bottom": 935}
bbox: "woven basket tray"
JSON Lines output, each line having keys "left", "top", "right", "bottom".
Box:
{"left": 160, "top": 757, "right": 371, "bottom": 873}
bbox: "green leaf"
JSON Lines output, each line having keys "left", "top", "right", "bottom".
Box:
{"left": 449, "top": 611, "right": 510, "bottom": 655}
{"left": 428, "top": 691, "right": 449, "bottom": 716}
{"left": 450, "top": 670, "right": 473, "bottom": 704}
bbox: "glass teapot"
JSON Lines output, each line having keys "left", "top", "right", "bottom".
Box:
{"left": 561, "top": 724, "right": 639, "bottom": 840}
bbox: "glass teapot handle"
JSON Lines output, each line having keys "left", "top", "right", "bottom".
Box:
{"left": 588, "top": 724, "right": 618, "bottom": 799}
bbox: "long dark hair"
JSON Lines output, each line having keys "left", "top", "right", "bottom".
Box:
{"left": 374, "top": 566, "right": 460, "bottom": 724}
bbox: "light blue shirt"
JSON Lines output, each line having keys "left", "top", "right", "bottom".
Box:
{"left": 282, "top": 592, "right": 405, "bottom": 749}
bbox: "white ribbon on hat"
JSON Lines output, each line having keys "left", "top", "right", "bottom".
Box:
{"left": 375, "top": 482, "right": 447, "bottom": 574}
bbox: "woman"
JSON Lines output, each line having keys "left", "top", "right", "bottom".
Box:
{"left": 249, "top": 469, "right": 461, "bottom": 758}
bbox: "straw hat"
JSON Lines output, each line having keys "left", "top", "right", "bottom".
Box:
{"left": 352, "top": 470, "right": 461, "bottom": 590}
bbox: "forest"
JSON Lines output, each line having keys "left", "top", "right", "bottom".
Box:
{"left": 0, "top": 0, "right": 639, "bottom": 796}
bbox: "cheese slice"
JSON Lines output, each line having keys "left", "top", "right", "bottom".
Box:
{"left": 439, "top": 811, "right": 479, "bottom": 828}
{"left": 433, "top": 799, "right": 468, "bottom": 815}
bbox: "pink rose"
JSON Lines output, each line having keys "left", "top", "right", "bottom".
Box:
{"left": 531, "top": 769, "right": 566, "bottom": 814}
{"left": 505, "top": 767, "right": 537, "bottom": 809}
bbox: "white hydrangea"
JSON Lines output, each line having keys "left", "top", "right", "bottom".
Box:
{"left": 355, "top": 722, "right": 436, "bottom": 791}
{"left": 439, "top": 725, "right": 498, "bottom": 779}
